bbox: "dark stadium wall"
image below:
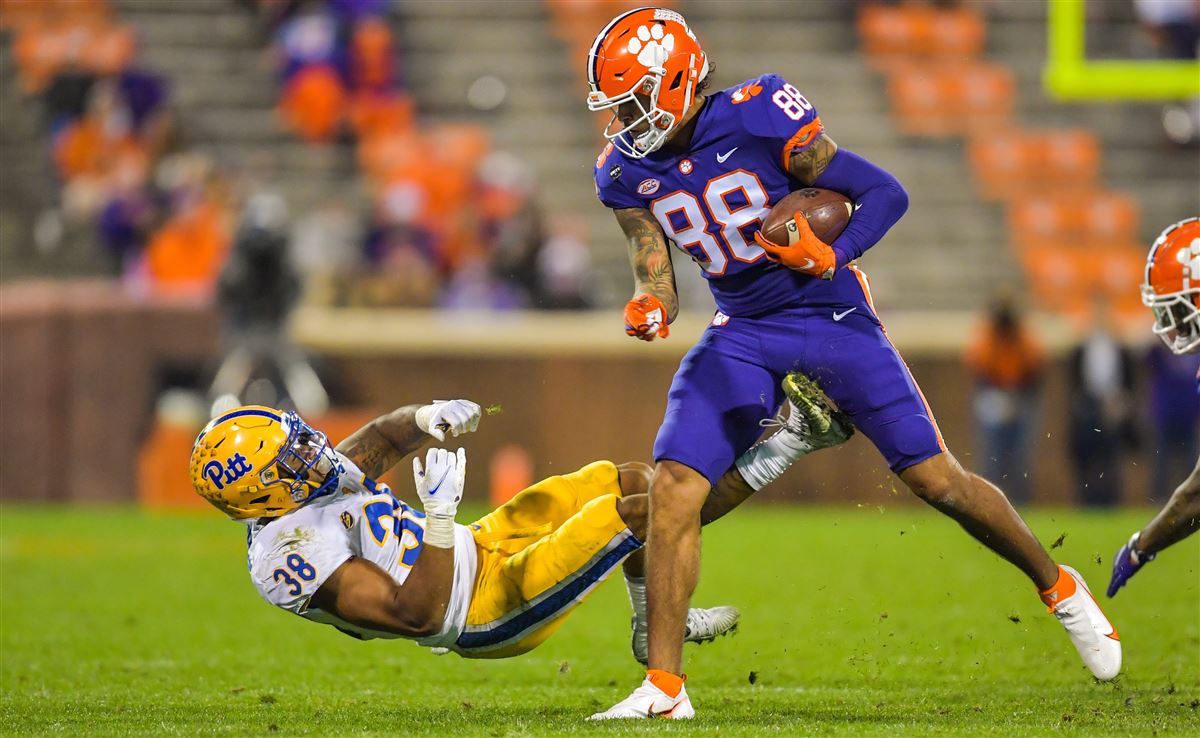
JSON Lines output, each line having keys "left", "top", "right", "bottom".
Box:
{"left": 0, "top": 290, "right": 1144, "bottom": 507}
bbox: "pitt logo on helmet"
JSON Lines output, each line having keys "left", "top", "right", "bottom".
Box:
{"left": 188, "top": 405, "right": 343, "bottom": 519}
{"left": 203, "top": 453, "right": 253, "bottom": 491}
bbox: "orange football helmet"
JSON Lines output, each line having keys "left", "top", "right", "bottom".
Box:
{"left": 586, "top": 6, "right": 709, "bottom": 158}
{"left": 1143, "top": 216, "right": 1200, "bottom": 355}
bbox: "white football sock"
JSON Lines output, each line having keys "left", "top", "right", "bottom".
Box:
{"left": 735, "top": 430, "right": 809, "bottom": 491}
{"left": 625, "top": 574, "right": 647, "bottom": 620}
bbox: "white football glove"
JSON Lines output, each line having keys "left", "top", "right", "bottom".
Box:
{"left": 415, "top": 399, "right": 481, "bottom": 441}
{"left": 412, "top": 447, "right": 466, "bottom": 519}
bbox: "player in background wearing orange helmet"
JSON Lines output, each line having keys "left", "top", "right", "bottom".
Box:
{"left": 1108, "top": 217, "right": 1200, "bottom": 597}
{"left": 586, "top": 6, "right": 1120, "bottom": 719}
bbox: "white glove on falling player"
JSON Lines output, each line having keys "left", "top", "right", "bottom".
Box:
{"left": 412, "top": 448, "right": 466, "bottom": 548}
{"left": 415, "top": 399, "right": 481, "bottom": 441}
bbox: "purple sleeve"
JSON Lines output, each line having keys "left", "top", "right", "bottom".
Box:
{"left": 812, "top": 148, "right": 909, "bottom": 267}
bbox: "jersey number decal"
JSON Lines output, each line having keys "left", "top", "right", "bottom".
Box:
{"left": 363, "top": 497, "right": 424, "bottom": 568}
{"left": 772, "top": 83, "right": 814, "bottom": 121}
{"left": 272, "top": 553, "right": 317, "bottom": 597}
{"left": 650, "top": 170, "right": 770, "bottom": 276}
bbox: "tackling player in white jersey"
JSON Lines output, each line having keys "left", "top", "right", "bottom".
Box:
{"left": 189, "top": 380, "right": 851, "bottom": 661}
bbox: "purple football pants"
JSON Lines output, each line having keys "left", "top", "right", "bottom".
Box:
{"left": 653, "top": 267, "right": 946, "bottom": 485}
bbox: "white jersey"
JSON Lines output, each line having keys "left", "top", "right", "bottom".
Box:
{"left": 246, "top": 452, "right": 478, "bottom": 647}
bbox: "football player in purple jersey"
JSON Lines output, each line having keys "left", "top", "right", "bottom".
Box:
{"left": 584, "top": 7, "right": 1120, "bottom": 720}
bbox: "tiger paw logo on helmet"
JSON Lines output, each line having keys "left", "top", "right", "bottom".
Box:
{"left": 626, "top": 23, "right": 674, "bottom": 68}
{"left": 586, "top": 7, "right": 709, "bottom": 159}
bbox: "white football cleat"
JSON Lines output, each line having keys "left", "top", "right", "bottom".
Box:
{"left": 587, "top": 677, "right": 694, "bottom": 720}
{"left": 631, "top": 606, "right": 740, "bottom": 665}
{"left": 1041, "top": 565, "right": 1122, "bottom": 681}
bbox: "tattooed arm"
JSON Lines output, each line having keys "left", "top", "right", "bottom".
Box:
{"left": 335, "top": 406, "right": 428, "bottom": 479}
{"left": 788, "top": 133, "right": 909, "bottom": 266}
{"left": 786, "top": 133, "right": 839, "bottom": 185}
{"left": 615, "top": 207, "right": 679, "bottom": 322}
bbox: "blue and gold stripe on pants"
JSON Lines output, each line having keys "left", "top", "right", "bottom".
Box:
{"left": 454, "top": 461, "right": 642, "bottom": 658}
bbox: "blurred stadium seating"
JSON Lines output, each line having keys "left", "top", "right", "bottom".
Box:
{"left": 0, "top": 0, "right": 1196, "bottom": 509}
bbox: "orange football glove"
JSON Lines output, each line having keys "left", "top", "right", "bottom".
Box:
{"left": 754, "top": 212, "right": 837, "bottom": 280}
{"left": 624, "top": 293, "right": 670, "bottom": 341}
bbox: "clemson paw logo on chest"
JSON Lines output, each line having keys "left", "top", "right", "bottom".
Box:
{"left": 627, "top": 24, "right": 674, "bottom": 67}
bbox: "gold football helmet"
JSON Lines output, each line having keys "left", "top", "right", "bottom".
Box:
{"left": 188, "top": 405, "right": 343, "bottom": 519}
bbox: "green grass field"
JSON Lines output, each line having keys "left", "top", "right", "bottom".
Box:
{"left": 1, "top": 505, "right": 1197, "bottom": 736}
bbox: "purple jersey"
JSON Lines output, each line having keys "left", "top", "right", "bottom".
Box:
{"left": 596, "top": 73, "right": 856, "bottom": 317}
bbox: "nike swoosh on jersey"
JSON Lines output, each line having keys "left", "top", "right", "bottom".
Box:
{"left": 832, "top": 307, "right": 857, "bottom": 321}
{"left": 716, "top": 147, "right": 738, "bottom": 163}
{"left": 797, "top": 257, "right": 816, "bottom": 270}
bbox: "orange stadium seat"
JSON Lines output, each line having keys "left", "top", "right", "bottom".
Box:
{"left": 13, "top": 17, "right": 132, "bottom": 94}
{"left": 969, "top": 129, "right": 1100, "bottom": 200}
{"left": 888, "top": 63, "right": 1013, "bottom": 137}
{"left": 1009, "top": 191, "right": 1140, "bottom": 246}
{"left": 546, "top": 0, "right": 678, "bottom": 86}
{"left": 1089, "top": 242, "right": 1148, "bottom": 326}
{"left": 1016, "top": 238, "right": 1145, "bottom": 326}
{"left": 859, "top": 4, "right": 985, "bottom": 70}
{"left": 1, "top": 0, "right": 108, "bottom": 31}
{"left": 1016, "top": 239, "right": 1091, "bottom": 322}
{"left": 143, "top": 199, "right": 231, "bottom": 293}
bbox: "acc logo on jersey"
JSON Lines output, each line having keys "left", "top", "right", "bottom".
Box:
{"left": 340, "top": 511, "right": 354, "bottom": 530}
{"left": 678, "top": 159, "right": 694, "bottom": 175}
{"left": 731, "top": 83, "right": 762, "bottom": 104}
{"left": 203, "top": 453, "right": 254, "bottom": 491}
{"left": 637, "top": 178, "right": 660, "bottom": 195}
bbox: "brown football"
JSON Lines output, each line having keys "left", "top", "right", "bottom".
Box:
{"left": 759, "top": 188, "right": 853, "bottom": 245}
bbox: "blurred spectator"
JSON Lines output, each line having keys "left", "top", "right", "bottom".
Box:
{"left": 1067, "top": 303, "right": 1140, "bottom": 507}
{"left": 1134, "top": 0, "right": 1200, "bottom": 144}
{"left": 1146, "top": 342, "right": 1200, "bottom": 501}
{"left": 42, "top": 65, "right": 96, "bottom": 127}
{"left": 291, "top": 199, "right": 362, "bottom": 277}
{"left": 209, "top": 192, "right": 329, "bottom": 416}
{"left": 330, "top": 0, "right": 388, "bottom": 24}
{"left": 96, "top": 160, "right": 155, "bottom": 270}
{"left": 279, "top": 64, "right": 347, "bottom": 144}
{"left": 479, "top": 151, "right": 542, "bottom": 297}
{"left": 965, "top": 295, "right": 1045, "bottom": 505}
{"left": 1135, "top": 0, "right": 1200, "bottom": 59}
{"left": 347, "top": 15, "right": 395, "bottom": 95}
{"left": 438, "top": 256, "right": 529, "bottom": 311}
{"left": 239, "top": 0, "right": 303, "bottom": 36}
{"left": 142, "top": 185, "right": 231, "bottom": 295}
{"left": 273, "top": 5, "right": 342, "bottom": 83}
{"left": 535, "top": 215, "right": 595, "bottom": 310}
